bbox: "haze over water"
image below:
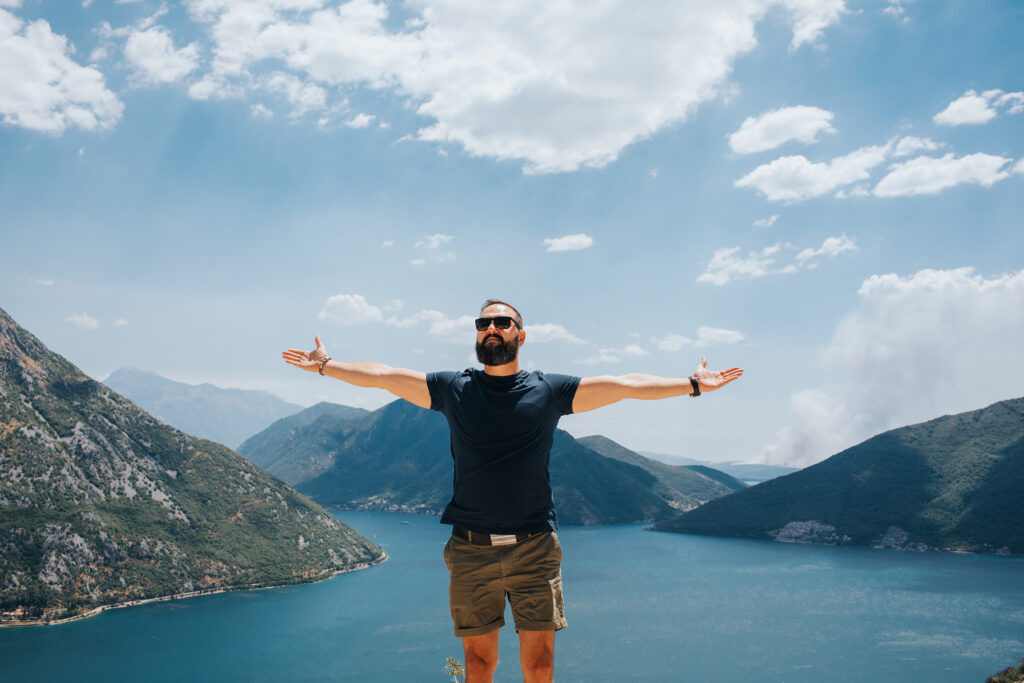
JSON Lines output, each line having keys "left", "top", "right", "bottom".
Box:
{"left": 2, "top": 511, "right": 1022, "bottom": 682}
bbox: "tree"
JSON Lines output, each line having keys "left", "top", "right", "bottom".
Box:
{"left": 444, "top": 656, "right": 465, "bottom": 683}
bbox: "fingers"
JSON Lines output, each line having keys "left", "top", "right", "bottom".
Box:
{"left": 315, "top": 335, "right": 323, "bottom": 350}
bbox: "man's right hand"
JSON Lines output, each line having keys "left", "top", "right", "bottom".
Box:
{"left": 282, "top": 335, "right": 328, "bottom": 373}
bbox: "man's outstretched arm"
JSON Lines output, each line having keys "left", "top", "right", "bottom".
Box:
{"left": 572, "top": 357, "right": 742, "bottom": 413}
{"left": 282, "top": 336, "right": 431, "bottom": 409}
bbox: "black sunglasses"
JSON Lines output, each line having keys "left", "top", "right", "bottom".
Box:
{"left": 475, "top": 316, "right": 521, "bottom": 331}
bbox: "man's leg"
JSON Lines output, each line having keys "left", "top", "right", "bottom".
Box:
{"left": 518, "top": 630, "right": 555, "bottom": 683}
{"left": 462, "top": 629, "right": 500, "bottom": 683}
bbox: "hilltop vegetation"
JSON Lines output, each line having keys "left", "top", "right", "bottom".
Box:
{"left": 241, "top": 399, "right": 743, "bottom": 525}
{"left": 0, "top": 308, "right": 383, "bottom": 622}
{"left": 654, "top": 397, "right": 1024, "bottom": 555}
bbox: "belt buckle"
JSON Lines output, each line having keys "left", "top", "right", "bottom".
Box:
{"left": 489, "top": 534, "right": 518, "bottom": 546}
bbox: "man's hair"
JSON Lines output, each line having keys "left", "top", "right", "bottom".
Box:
{"left": 480, "top": 299, "right": 523, "bottom": 327}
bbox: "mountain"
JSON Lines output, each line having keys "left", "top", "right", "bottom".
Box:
{"left": 103, "top": 367, "right": 303, "bottom": 449}
{"left": 241, "top": 399, "right": 680, "bottom": 525}
{"left": 238, "top": 402, "right": 369, "bottom": 484}
{"left": 0, "top": 308, "right": 383, "bottom": 623}
{"left": 653, "top": 397, "right": 1024, "bottom": 555}
{"left": 638, "top": 451, "right": 798, "bottom": 482}
{"left": 576, "top": 435, "right": 746, "bottom": 507}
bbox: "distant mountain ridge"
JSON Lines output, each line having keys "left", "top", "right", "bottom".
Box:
{"left": 638, "top": 451, "right": 798, "bottom": 482}
{"left": 0, "top": 308, "right": 383, "bottom": 623}
{"left": 103, "top": 367, "right": 303, "bottom": 449}
{"left": 240, "top": 400, "right": 743, "bottom": 525}
{"left": 654, "top": 396, "right": 1024, "bottom": 555}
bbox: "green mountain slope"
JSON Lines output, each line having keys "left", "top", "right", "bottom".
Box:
{"left": 104, "top": 367, "right": 303, "bottom": 449}
{"left": 0, "top": 308, "right": 383, "bottom": 623}
{"left": 238, "top": 402, "right": 369, "bottom": 483}
{"left": 243, "top": 398, "right": 678, "bottom": 525}
{"left": 577, "top": 434, "right": 746, "bottom": 509}
{"left": 653, "top": 397, "right": 1024, "bottom": 555}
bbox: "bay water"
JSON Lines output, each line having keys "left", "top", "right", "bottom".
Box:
{"left": 2, "top": 511, "right": 1022, "bottom": 682}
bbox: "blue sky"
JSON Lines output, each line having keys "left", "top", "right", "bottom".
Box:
{"left": 2, "top": 0, "right": 1022, "bottom": 466}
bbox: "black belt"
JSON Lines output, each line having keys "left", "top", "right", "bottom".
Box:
{"left": 452, "top": 526, "right": 545, "bottom": 546}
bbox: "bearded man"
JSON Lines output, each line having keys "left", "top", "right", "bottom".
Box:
{"left": 283, "top": 299, "right": 743, "bottom": 683}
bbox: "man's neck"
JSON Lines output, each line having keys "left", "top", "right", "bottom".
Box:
{"left": 483, "top": 360, "right": 521, "bottom": 376}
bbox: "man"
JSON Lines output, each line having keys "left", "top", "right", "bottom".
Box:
{"left": 283, "top": 299, "right": 742, "bottom": 683}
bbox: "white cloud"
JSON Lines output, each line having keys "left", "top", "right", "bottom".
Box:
{"left": 317, "top": 294, "right": 385, "bottom": 324}
{"left": 344, "top": 112, "right": 375, "bottom": 128}
{"left": 66, "top": 313, "right": 99, "bottom": 330}
{"left": 180, "top": 0, "right": 846, "bottom": 174}
{"left": 37, "top": 278, "right": 54, "bottom": 286}
{"left": 0, "top": 9, "right": 124, "bottom": 134}
{"left": 695, "top": 326, "right": 745, "bottom": 346}
{"left": 735, "top": 142, "right": 891, "bottom": 202}
{"left": 261, "top": 71, "right": 327, "bottom": 117}
{"left": 649, "top": 334, "right": 693, "bottom": 352}
{"left": 543, "top": 233, "right": 594, "bottom": 252}
{"left": 526, "top": 323, "right": 587, "bottom": 345}
{"left": 381, "top": 240, "right": 394, "bottom": 248}
{"left": 576, "top": 344, "right": 647, "bottom": 365}
{"left": 124, "top": 26, "right": 200, "bottom": 84}
{"left": 753, "top": 214, "right": 779, "bottom": 228}
{"left": 114, "top": 318, "right": 130, "bottom": 327}
{"left": 873, "top": 152, "right": 1015, "bottom": 197}
{"left": 416, "top": 233, "right": 453, "bottom": 250}
{"left": 934, "top": 88, "right": 1024, "bottom": 126}
{"left": 1015, "top": 159, "right": 1024, "bottom": 176}
{"left": 650, "top": 328, "right": 744, "bottom": 350}
{"left": 795, "top": 233, "right": 858, "bottom": 261}
{"left": 250, "top": 103, "right": 273, "bottom": 119}
{"left": 763, "top": 267, "right": 1024, "bottom": 466}
{"left": 891, "top": 136, "right": 941, "bottom": 157}
{"left": 700, "top": 235, "right": 856, "bottom": 285}
{"left": 728, "top": 105, "right": 835, "bottom": 155}
{"left": 697, "top": 244, "right": 788, "bottom": 285}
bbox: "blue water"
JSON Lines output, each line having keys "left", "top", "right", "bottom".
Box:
{"left": 2, "top": 511, "right": 1022, "bottom": 682}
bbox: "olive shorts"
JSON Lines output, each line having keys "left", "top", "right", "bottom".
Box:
{"left": 443, "top": 530, "right": 566, "bottom": 637}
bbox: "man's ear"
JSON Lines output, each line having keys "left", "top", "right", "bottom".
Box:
{"left": 518, "top": 330, "right": 526, "bottom": 347}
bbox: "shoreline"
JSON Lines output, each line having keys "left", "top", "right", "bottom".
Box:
{"left": 1, "top": 551, "right": 388, "bottom": 629}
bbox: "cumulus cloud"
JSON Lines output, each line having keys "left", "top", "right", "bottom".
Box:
{"left": 795, "top": 233, "right": 858, "bottom": 261}
{"left": 543, "top": 234, "right": 594, "bottom": 252}
{"left": 178, "top": 0, "right": 846, "bottom": 173}
{"left": 762, "top": 267, "right": 1024, "bottom": 466}
{"left": 526, "top": 323, "right": 587, "bottom": 345}
{"left": 412, "top": 233, "right": 455, "bottom": 264}
{"left": 0, "top": 9, "right": 123, "bottom": 133}
{"left": 250, "top": 103, "right": 273, "bottom": 119}
{"left": 124, "top": 25, "right": 200, "bottom": 84}
{"left": 753, "top": 214, "right": 779, "bottom": 228}
{"left": 37, "top": 278, "right": 55, "bottom": 286}
{"left": 698, "top": 244, "right": 794, "bottom": 285}
{"left": 344, "top": 112, "right": 375, "bottom": 128}
{"left": 318, "top": 294, "right": 385, "bottom": 324}
{"left": 728, "top": 105, "right": 835, "bottom": 155}
{"left": 114, "top": 318, "right": 131, "bottom": 327}
{"left": 576, "top": 344, "right": 648, "bottom": 365}
{"left": 891, "top": 136, "right": 941, "bottom": 157}
{"left": 66, "top": 313, "right": 99, "bottom": 330}
{"left": 700, "top": 234, "right": 857, "bottom": 285}
{"left": 735, "top": 142, "right": 891, "bottom": 202}
{"left": 650, "top": 327, "right": 744, "bottom": 351}
{"left": 934, "top": 89, "right": 1024, "bottom": 126}
{"left": 873, "top": 152, "right": 1016, "bottom": 197}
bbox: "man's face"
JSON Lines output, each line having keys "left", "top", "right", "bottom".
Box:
{"left": 475, "top": 304, "right": 524, "bottom": 366}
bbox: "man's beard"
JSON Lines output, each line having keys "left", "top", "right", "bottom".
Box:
{"left": 475, "top": 334, "right": 519, "bottom": 366}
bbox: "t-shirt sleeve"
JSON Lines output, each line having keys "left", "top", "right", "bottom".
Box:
{"left": 545, "top": 373, "right": 582, "bottom": 415}
{"left": 426, "top": 371, "right": 458, "bottom": 412}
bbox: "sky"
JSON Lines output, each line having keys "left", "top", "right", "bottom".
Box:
{"left": 1, "top": 0, "right": 1022, "bottom": 467}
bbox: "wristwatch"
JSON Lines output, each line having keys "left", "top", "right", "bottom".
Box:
{"left": 688, "top": 375, "right": 700, "bottom": 397}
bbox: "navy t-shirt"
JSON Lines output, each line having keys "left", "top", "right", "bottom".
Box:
{"left": 427, "top": 368, "right": 581, "bottom": 534}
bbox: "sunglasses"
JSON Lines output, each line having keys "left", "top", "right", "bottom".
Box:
{"left": 475, "top": 316, "right": 521, "bottom": 331}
